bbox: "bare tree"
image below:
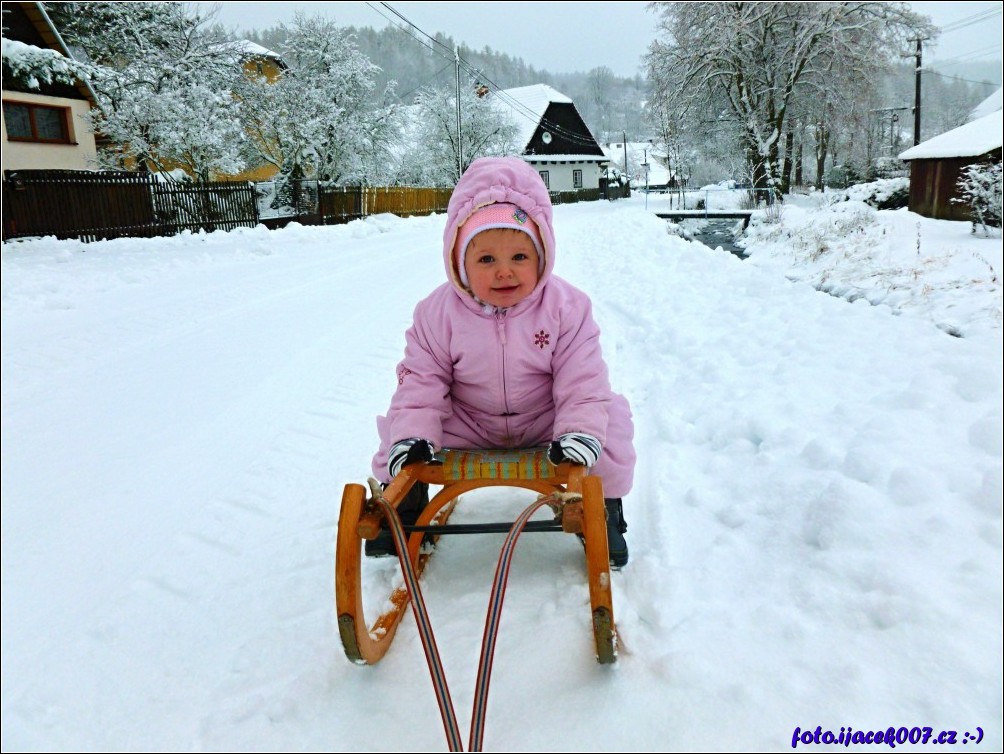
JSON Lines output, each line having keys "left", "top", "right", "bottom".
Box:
{"left": 646, "top": 2, "right": 934, "bottom": 194}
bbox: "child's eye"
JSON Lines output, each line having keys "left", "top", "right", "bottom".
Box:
{"left": 477, "top": 254, "right": 495, "bottom": 264}
{"left": 512, "top": 253, "right": 529, "bottom": 261}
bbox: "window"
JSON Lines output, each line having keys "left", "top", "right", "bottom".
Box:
{"left": 3, "top": 101, "right": 71, "bottom": 143}
{"left": 538, "top": 170, "right": 549, "bottom": 189}
{"left": 573, "top": 169, "right": 583, "bottom": 189}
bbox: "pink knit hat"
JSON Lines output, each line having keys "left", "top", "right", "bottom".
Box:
{"left": 455, "top": 202, "right": 544, "bottom": 287}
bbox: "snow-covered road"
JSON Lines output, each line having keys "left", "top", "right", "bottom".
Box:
{"left": 2, "top": 201, "right": 1001, "bottom": 751}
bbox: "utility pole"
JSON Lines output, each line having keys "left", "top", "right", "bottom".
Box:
{"left": 622, "top": 131, "right": 628, "bottom": 179}
{"left": 642, "top": 147, "right": 649, "bottom": 210}
{"left": 913, "top": 38, "right": 922, "bottom": 145}
{"left": 455, "top": 46, "right": 463, "bottom": 179}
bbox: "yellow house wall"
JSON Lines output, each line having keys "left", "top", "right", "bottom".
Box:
{"left": 223, "top": 163, "right": 280, "bottom": 181}
{"left": 243, "top": 57, "right": 283, "bottom": 83}
{"left": 1, "top": 90, "right": 98, "bottom": 172}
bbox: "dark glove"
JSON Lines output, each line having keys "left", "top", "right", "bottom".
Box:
{"left": 388, "top": 438, "right": 435, "bottom": 478}
{"left": 547, "top": 432, "right": 602, "bottom": 467}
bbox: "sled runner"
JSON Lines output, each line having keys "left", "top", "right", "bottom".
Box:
{"left": 335, "top": 446, "right": 617, "bottom": 666}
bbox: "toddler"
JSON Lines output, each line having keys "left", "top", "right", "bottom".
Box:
{"left": 370, "top": 156, "right": 635, "bottom": 567}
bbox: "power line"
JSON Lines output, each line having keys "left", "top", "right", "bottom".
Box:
{"left": 368, "top": 2, "right": 602, "bottom": 150}
{"left": 394, "top": 62, "right": 455, "bottom": 102}
{"left": 922, "top": 68, "right": 1002, "bottom": 86}
{"left": 359, "top": 2, "right": 470, "bottom": 104}
{"left": 925, "top": 43, "right": 1003, "bottom": 67}
{"left": 457, "top": 59, "right": 602, "bottom": 148}
{"left": 938, "top": 8, "right": 1002, "bottom": 33}
{"left": 367, "top": 2, "right": 454, "bottom": 60}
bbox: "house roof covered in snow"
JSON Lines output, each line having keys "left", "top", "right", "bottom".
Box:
{"left": 898, "top": 109, "right": 1003, "bottom": 161}
{"left": 969, "top": 86, "right": 1002, "bottom": 121}
{"left": 494, "top": 84, "right": 572, "bottom": 152}
{"left": 228, "top": 40, "right": 283, "bottom": 61}
{"left": 1, "top": 1, "right": 99, "bottom": 105}
{"left": 211, "top": 39, "right": 284, "bottom": 64}
{"left": 491, "top": 83, "right": 604, "bottom": 160}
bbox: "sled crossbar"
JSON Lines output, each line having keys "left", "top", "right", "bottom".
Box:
{"left": 401, "top": 520, "right": 565, "bottom": 535}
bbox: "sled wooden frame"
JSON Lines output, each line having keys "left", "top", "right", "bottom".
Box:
{"left": 335, "top": 446, "right": 617, "bottom": 666}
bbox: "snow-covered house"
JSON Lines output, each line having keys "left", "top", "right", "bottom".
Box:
{"left": 223, "top": 40, "right": 285, "bottom": 84}
{"left": 1, "top": 1, "right": 99, "bottom": 173}
{"left": 602, "top": 140, "right": 672, "bottom": 190}
{"left": 898, "top": 88, "right": 1002, "bottom": 221}
{"left": 494, "top": 84, "right": 607, "bottom": 193}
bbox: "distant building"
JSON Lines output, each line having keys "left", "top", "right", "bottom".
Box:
{"left": 213, "top": 40, "right": 287, "bottom": 182}
{"left": 898, "top": 88, "right": 1002, "bottom": 221}
{"left": 495, "top": 84, "right": 607, "bottom": 192}
{"left": 601, "top": 141, "right": 673, "bottom": 190}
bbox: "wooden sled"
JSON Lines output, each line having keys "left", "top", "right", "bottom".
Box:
{"left": 335, "top": 446, "right": 617, "bottom": 665}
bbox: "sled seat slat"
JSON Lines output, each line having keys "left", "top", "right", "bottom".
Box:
{"left": 435, "top": 446, "right": 555, "bottom": 482}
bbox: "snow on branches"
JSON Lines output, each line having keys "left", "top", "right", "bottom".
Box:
{"left": 955, "top": 162, "right": 1003, "bottom": 236}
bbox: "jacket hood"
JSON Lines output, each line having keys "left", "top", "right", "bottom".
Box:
{"left": 443, "top": 157, "right": 556, "bottom": 312}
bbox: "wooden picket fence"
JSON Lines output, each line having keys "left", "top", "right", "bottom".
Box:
{"left": 364, "top": 186, "right": 453, "bottom": 217}
{"left": 4, "top": 171, "right": 603, "bottom": 243}
{"left": 260, "top": 182, "right": 452, "bottom": 227}
{"left": 152, "top": 181, "right": 258, "bottom": 236}
{"left": 3, "top": 170, "right": 160, "bottom": 242}
{"left": 2, "top": 170, "right": 258, "bottom": 242}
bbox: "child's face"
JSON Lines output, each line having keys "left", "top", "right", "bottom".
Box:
{"left": 464, "top": 229, "right": 540, "bottom": 308}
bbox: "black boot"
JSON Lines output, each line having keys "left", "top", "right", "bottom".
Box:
{"left": 365, "top": 482, "right": 429, "bottom": 558}
{"left": 605, "top": 498, "right": 629, "bottom": 569}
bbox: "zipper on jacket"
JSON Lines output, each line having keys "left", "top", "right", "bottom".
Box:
{"left": 495, "top": 309, "right": 511, "bottom": 443}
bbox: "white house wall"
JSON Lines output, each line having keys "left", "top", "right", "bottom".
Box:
{"left": 1, "top": 90, "right": 97, "bottom": 172}
{"left": 528, "top": 161, "right": 602, "bottom": 192}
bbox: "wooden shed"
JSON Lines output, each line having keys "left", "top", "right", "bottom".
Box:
{"left": 898, "top": 110, "right": 1002, "bottom": 221}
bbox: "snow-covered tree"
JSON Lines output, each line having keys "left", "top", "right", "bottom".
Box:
{"left": 955, "top": 162, "right": 1002, "bottom": 235}
{"left": 48, "top": 1, "right": 246, "bottom": 181}
{"left": 396, "top": 80, "right": 520, "bottom": 186}
{"left": 236, "top": 14, "right": 397, "bottom": 185}
{"left": 645, "top": 2, "right": 934, "bottom": 194}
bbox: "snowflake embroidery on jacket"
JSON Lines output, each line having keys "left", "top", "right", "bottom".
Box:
{"left": 397, "top": 366, "right": 413, "bottom": 385}
{"left": 533, "top": 329, "right": 550, "bottom": 349}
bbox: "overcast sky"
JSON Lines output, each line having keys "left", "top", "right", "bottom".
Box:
{"left": 198, "top": 1, "right": 1002, "bottom": 77}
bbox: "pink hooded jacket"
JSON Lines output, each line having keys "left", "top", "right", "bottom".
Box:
{"left": 372, "top": 157, "right": 635, "bottom": 497}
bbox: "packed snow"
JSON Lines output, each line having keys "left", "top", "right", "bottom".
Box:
{"left": 2, "top": 193, "right": 1001, "bottom": 751}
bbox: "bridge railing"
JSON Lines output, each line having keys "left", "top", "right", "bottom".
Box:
{"left": 664, "top": 187, "right": 776, "bottom": 214}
